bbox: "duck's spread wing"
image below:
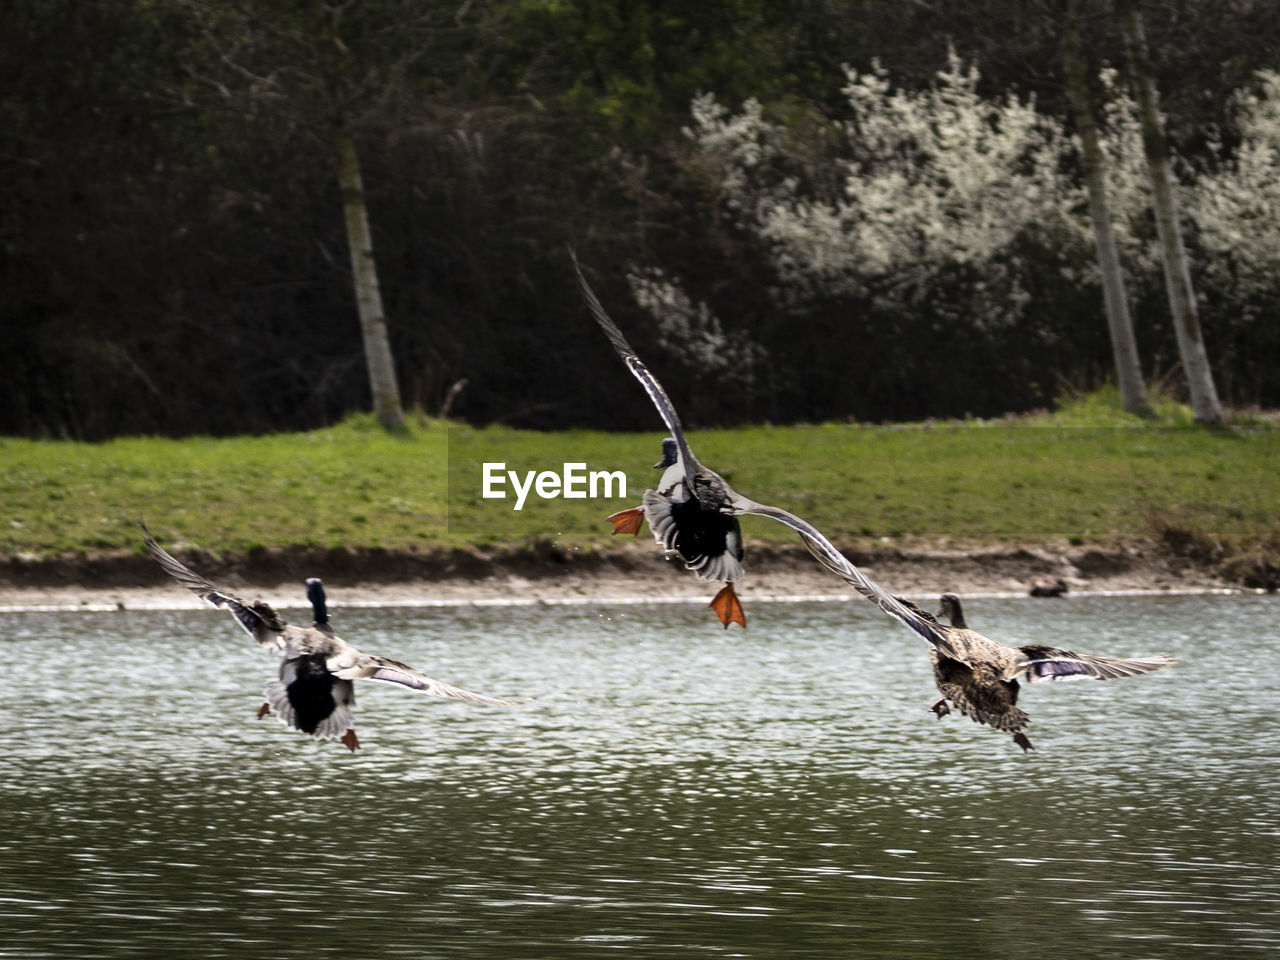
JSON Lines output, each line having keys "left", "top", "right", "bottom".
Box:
{"left": 332, "top": 651, "right": 530, "bottom": 707}
{"left": 783, "top": 518, "right": 967, "bottom": 662}
{"left": 571, "top": 251, "right": 699, "bottom": 489}
{"left": 140, "top": 523, "right": 285, "bottom": 652}
{"left": 1016, "top": 644, "right": 1178, "bottom": 682}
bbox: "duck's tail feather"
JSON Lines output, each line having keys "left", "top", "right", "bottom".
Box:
{"left": 263, "top": 679, "right": 355, "bottom": 742}
{"left": 644, "top": 489, "right": 745, "bottom": 583}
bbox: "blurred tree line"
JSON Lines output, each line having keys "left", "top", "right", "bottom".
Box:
{"left": 2, "top": 0, "right": 1277, "bottom": 439}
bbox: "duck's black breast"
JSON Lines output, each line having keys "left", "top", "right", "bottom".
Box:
{"left": 670, "top": 496, "right": 742, "bottom": 563}
{"left": 285, "top": 653, "right": 338, "bottom": 735}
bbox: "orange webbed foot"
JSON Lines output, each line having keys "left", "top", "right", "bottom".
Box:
{"left": 606, "top": 506, "right": 646, "bottom": 536}
{"left": 257, "top": 702, "right": 271, "bottom": 719}
{"left": 709, "top": 582, "right": 746, "bottom": 629}
{"left": 341, "top": 729, "right": 361, "bottom": 752}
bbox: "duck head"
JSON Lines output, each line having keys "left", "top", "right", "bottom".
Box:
{"left": 306, "top": 577, "right": 328, "bottom": 626}
{"left": 937, "top": 593, "right": 965, "bottom": 628}
{"left": 653, "top": 437, "right": 679, "bottom": 470}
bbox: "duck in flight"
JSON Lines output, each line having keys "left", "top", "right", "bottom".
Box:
{"left": 249, "top": 575, "right": 336, "bottom": 722}
{"left": 799, "top": 538, "right": 1177, "bottom": 751}
{"left": 923, "top": 592, "right": 1175, "bottom": 750}
{"left": 575, "top": 252, "right": 857, "bottom": 629}
{"left": 606, "top": 434, "right": 750, "bottom": 625}
{"left": 142, "top": 525, "right": 528, "bottom": 750}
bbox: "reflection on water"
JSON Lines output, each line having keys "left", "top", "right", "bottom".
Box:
{"left": 1, "top": 594, "right": 1277, "bottom": 958}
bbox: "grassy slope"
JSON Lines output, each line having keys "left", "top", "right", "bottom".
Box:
{"left": 1, "top": 416, "right": 450, "bottom": 555}
{"left": 2, "top": 397, "right": 1277, "bottom": 561}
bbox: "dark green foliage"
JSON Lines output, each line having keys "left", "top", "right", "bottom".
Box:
{"left": 1, "top": 0, "right": 1277, "bottom": 438}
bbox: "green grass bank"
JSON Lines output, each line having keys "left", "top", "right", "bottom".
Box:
{"left": 2, "top": 399, "right": 1277, "bottom": 585}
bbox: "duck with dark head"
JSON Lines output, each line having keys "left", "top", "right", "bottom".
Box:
{"left": 142, "top": 525, "right": 529, "bottom": 750}
{"left": 576, "top": 252, "right": 853, "bottom": 630}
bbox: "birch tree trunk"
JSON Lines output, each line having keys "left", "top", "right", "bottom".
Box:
{"left": 1119, "top": 0, "right": 1224, "bottom": 426}
{"left": 334, "top": 129, "right": 406, "bottom": 431}
{"left": 1061, "top": 3, "right": 1151, "bottom": 416}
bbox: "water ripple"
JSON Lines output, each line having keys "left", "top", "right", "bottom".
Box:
{"left": 0, "top": 594, "right": 1276, "bottom": 958}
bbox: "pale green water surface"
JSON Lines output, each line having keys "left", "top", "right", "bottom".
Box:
{"left": 1, "top": 594, "right": 1276, "bottom": 958}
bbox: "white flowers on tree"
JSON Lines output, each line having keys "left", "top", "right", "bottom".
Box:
{"left": 626, "top": 267, "right": 763, "bottom": 387}
{"left": 655, "top": 55, "right": 1278, "bottom": 397}
{"left": 687, "top": 54, "right": 1076, "bottom": 317}
{"left": 1193, "top": 70, "right": 1280, "bottom": 313}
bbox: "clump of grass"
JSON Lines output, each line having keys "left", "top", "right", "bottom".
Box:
{"left": 1044, "top": 382, "right": 1278, "bottom": 429}
{"left": 1043, "top": 383, "right": 1195, "bottom": 427}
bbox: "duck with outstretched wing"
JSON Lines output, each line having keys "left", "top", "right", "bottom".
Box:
{"left": 142, "top": 524, "right": 528, "bottom": 750}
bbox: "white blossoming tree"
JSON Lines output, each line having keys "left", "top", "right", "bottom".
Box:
{"left": 669, "top": 54, "right": 1096, "bottom": 420}
{"left": 1060, "top": 1, "right": 1150, "bottom": 416}
{"left": 626, "top": 266, "right": 767, "bottom": 417}
{"left": 687, "top": 54, "right": 1080, "bottom": 312}
{"left": 1092, "top": 65, "right": 1278, "bottom": 416}
{"left": 1192, "top": 71, "right": 1280, "bottom": 314}
{"left": 634, "top": 51, "right": 1277, "bottom": 420}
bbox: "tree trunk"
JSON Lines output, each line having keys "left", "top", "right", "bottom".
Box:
{"left": 1119, "top": 0, "right": 1223, "bottom": 426}
{"left": 334, "top": 129, "right": 406, "bottom": 431}
{"left": 1060, "top": 2, "right": 1151, "bottom": 416}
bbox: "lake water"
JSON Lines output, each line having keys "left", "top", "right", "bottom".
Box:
{"left": 1, "top": 593, "right": 1276, "bottom": 958}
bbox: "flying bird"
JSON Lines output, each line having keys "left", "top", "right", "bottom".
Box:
{"left": 142, "top": 525, "right": 528, "bottom": 750}
{"left": 801, "top": 538, "right": 1177, "bottom": 752}
{"left": 923, "top": 592, "right": 1175, "bottom": 750}
{"left": 576, "top": 252, "right": 862, "bottom": 629}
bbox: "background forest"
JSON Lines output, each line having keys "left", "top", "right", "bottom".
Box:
{"left": 4, "top": 0, "right": 1278, "bottom": 440}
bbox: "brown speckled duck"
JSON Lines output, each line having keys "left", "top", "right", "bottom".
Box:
{"left": 920, "top": 593, "right": 1175, "bottom": 751}
{"left": 797, "top": 534, "right": 1176, "bottom": 751}
{"left": 142, "top": 525, "right": 528, "bottom": 750}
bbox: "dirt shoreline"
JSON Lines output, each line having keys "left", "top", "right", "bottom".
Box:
{"left": 0, "top": 538, "right": 1253, "bottom": 611}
